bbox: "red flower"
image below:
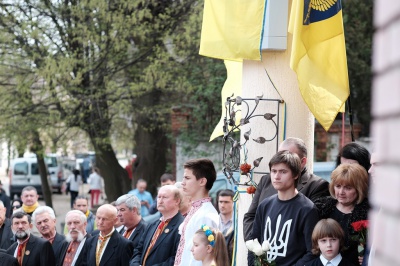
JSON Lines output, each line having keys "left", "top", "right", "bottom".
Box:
{"left": 240, "top": 163, "right": 252, "bottom": 175}
{"left": 247, "top": 186, "right": 256, "bottom": 194}
{"left": 351, "top": 220, "right": 368, "bottom": 232}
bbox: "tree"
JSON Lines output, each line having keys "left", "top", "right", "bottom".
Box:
{"left": 0, "top": 0, "right": 209, "bottom": 200}
{"left": 343, "top": 0, "right": 373, "bottom": 136}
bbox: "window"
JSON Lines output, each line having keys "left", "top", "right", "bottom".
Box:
{"left": 31, "top": 163, "right": 39, "bottom": 175}
{"left": 14, "top": 162, "right": 28, "bottom": 175}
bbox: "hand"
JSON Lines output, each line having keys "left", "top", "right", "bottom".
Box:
{"left": 358, "top": 256, "right": 364, "bottom": 265}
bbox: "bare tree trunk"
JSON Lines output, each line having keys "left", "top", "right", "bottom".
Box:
{"left": 31, "top": 131, "right": 53, "bottom": 208}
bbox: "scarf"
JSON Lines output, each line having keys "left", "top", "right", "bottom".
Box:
{"left": 22, "top": 202, "right": 39, "bottom": 214}
{"left": 85, "top": 210, "right": 90, "bottom": 218}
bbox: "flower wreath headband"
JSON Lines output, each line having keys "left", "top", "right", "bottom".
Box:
{"left": 201, "top": 225, "right": 215, "bottom": 247}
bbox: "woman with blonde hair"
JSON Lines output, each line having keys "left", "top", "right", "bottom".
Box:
{"left": 316, "top": 164, "right": 370, "bottom": 265}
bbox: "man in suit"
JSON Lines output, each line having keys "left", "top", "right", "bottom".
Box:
{"left": 60, "top": 210, "right": 90, "bottom": 266}
{"left": 0, "top": 249, "right": 18, "bottom": 266}
{"left": 32, "top": 206, "right": 67, "bottom": 266}
{"left": 83, "top": 204, "right": 134, "bottom": 265}
{"left": 130, "top": 185, "right": 184, "bottom": 266}
{"left": 115, "top": 194, "right": 147, "bottom": 247}
{"left": 243, "top": 137, "right": 330, "bottom": 265}
{"left": 0, "top": 181, "right": 10, "bottom": 218}
{"left": 6, "top": 211, "right": 56, "bottom": 265}
{"left": 0, "top": 200, "right": 15, "bottom": 250}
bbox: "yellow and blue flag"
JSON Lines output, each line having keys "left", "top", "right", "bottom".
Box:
{"left": 289, "top": 0, "right": 350, "bottom": 131}
{"left": 209, "top": 60, "right": 242, "bottom": 142}
{"left": 199, "top": 0, "right": 265, "bottom": 61}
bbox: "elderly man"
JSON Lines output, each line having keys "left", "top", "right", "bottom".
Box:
{"left": 83, "top": 204, "right": 134, "bottom": 265}
{"left": 32, "top": 206, "right": 67, "bottom": 266}
{"left": 175, "top": 182, "right": 191, "bottom": 217}
{"left": 6, "top": 211, "right": 55, "bottom": 265}
{"left": 60, "top": 210, "right": 90, "bottom": 266}
{"left": 115, "top": 194, "right": 147, "bottom": 247}
{"left": 74, "top": 196, "right": 96, "bottom": 234}
{"left": 0, "top": 200, "right": 14, "bottom": 249}
{"left": 130, "top": 185, "right": 184, "bottom": 266}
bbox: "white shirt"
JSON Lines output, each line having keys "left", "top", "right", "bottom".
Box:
{"left": 319, "top": 253, "right": 343, "bottom": 266}
{"left": 88, "top": 172, "right": 103, "bottom": 190}
{"left": 176, "top": 201, "right": 219, "bottom": 266}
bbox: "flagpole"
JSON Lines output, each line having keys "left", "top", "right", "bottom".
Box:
{"left": 347, "top": 96, "right": 355, "bottom": 142}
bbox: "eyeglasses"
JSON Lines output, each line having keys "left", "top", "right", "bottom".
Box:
{"left": 12, "top": 205, "right": 21, "bottom": 209}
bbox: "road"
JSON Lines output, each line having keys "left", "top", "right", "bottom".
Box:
{"left": 1, "top": 175, "right": 103, "bottom": 233}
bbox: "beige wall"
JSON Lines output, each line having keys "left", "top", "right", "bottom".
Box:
{"left": 369, "top": 1, "right": 400, "bottom": 265}
{"left": 236, "top": 4, "right": 315, "bottom": 263}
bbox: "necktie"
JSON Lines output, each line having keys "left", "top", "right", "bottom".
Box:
{"left": 123, "top": 227, "right": 134, "bottom": 239}
{"left": 95, "top": 234, "right": 112, "bottom": 266}
{"left": 62, "top": 241, "right": 80, "bottom": 266}
{"left": 17, "top": 239, "right": 29, "bottom": 266}
{"left": 142, "top": 220, "right": 169, "bottom": 266}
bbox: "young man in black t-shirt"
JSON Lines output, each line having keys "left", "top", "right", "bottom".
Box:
{"left": 252, "top": 150, "right": 319, "bottom": 266}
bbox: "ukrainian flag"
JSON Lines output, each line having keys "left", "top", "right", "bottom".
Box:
{"left": 289, "top": 0, "right": 350, "bottom": 131}
{"left": 199, "top": 0, "right": 265, "bottom": 61}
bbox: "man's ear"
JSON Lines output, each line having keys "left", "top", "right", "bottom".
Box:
{"left": 29, "top": 223, "right": 33, "bottom": 229}
{"left": 301, "top": 156, "right": 307, "bottom": 169}
{"left": 199, "top": 177, "right": 207, "bottom": 188}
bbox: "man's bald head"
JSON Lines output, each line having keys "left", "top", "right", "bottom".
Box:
{"left": 96, "top": 204, "right": 118, "bottom": 235}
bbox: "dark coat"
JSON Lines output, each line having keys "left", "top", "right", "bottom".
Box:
{"left": 83, "top": 229, "right": 134, "bottom": 266}
{"left": 121, "top": 219, "right": 147, "bottom": 247}
{"left": 0, "top": 249, "right": 18, "bottom": 266}
{"left": 0, "top": 189, "right": 11, "bottom": 218}
{"left": 243, "top": 168, "right": 329, "bottom": 241}
{"left": 130, "top": 212, "right": 183, "bottom": 266}
{"left": 52, "top": 232, "right": 68, "bottom": 266}
{"left": 0, "top": 219, "right": 15, "bottom": 250}
{"left": 59, "top": 234, "right": 91, "bottom": 266}
{"left": 6, "top": 234, "right": 56, "bottom": 266}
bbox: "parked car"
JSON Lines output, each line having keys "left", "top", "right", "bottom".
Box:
{"left": 8, "top": 157, "right": 51, "bottom": 199}
{"left": 45, "top": 154, "right": 64, "bottom": 193}
{"left": 209, "top": 172, "right": 239, "bottom": 207}
{"left": 312, "top": 161, "right": 336, "bottom": 182}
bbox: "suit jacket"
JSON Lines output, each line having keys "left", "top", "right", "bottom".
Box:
{"left": 52, "top": 232, "right": 68, "bottom": 266}
{"left": 121, "top": 219, "right": 147, "bottom": 247}
{"left": 243, "top": 168, "right": 329, "bottom": 241}
{"left": 83, "top": 229, "right": 134, "bottom": 266}
{"left": 6, "top": 234, "right": 56, "bottom": 266}
{"left": 0, "top": 249, "right": 18, "bottom": 266}
{"left": 59, "top": 234, "right": 91, "bottom": 266}
{"left": 130, "top": 212, "right": 184, "bottom": 266}
{"left": 0, "top": 219, "right": 15, "bottom": 250}
{"left": 304, "top": 256, "right": 357, "bottom": 266}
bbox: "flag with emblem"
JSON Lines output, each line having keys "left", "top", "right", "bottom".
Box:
{"left": 289, "top": 0, "right": 350, "bottom": 131}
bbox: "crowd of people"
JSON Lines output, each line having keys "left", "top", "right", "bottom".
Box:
{"left": 0, "top": 137, "right": 376, "bottom": 266}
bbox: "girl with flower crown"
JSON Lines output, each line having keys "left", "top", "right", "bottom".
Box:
{"left": 191, "top": 225, "right": 229, "bottom": 266}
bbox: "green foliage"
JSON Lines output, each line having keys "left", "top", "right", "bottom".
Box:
{"left": 342, "top": 0, "right": 373, "bottom": 136}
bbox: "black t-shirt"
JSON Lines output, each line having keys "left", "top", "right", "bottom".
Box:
{"left": 252, "top": 193, "right": 319, "bottom": 266}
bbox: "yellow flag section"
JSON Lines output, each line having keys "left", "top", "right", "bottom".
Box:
{"left": 209, "top": 61, "right": 242, "bottom": 142}
{"left": 289, "top": 0, "right": 349, "bottom": 131}
{"left": 199, "top": 0, "right": 265, "bottom": 61}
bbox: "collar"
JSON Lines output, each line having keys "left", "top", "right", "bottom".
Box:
{"left": 17, "top": 236, "right": 30, "bottom": 245}
{"left": 85, "top": 210, "right": 90, "bottom": 218}
{"left": 319, "top": 253, "right": 342, "bottom": 266}
{"left": 99, "top": 227, "right": 115, "bottom": 239}
{"left": 219, "top": 214, "right": 233, "bottom": 225}
{"left": 191, "top": 197, "right": 211, "bottom": 208}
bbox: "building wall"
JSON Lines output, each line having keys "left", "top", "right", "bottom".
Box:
{"left": 369, "top": 1, "right": 400, "bottom": 265}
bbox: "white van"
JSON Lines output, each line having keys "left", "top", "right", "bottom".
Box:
{"left": 8, "top": 157, "right": 50, "bottom": 199}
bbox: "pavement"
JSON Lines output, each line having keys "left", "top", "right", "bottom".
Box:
{"left": 0, "top": 174, "right": 105, "bottom": 233}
